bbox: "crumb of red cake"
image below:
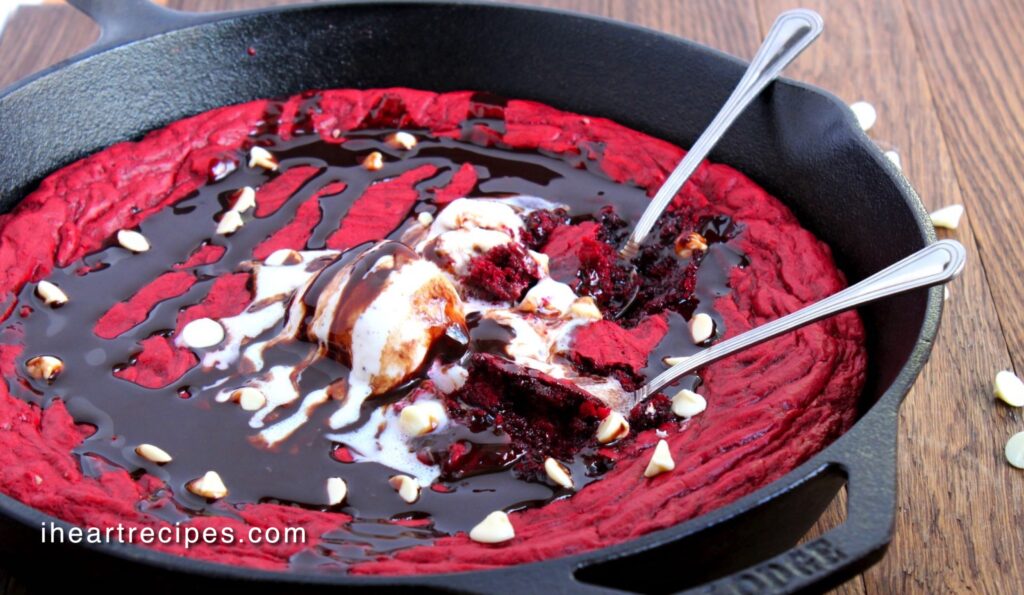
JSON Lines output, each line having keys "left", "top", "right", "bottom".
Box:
{"left": 631, "top": 212, "right": 741, "bottom": 318}
{"left": 542, "top": 221, "right": 601, "bottom": 281}
{"left": 521, "top": 208, "right": 571, "bottom": 250}
{"left": 540, "top": 220, "right": 636, "bottom": 310}
{"left": 447, "top": 354, "right": 609, "bottom": 476}
{"left": 568, "top": 315, "right": 670, "bottom": 390}
{"left": 330, "top": 445, "right": 356, "bottom": 464}
{"left": 628, "top": 393, "right": 676, "bottom": 431}
{"left": 464, "top": 243, "right": 543, "bottom": 302}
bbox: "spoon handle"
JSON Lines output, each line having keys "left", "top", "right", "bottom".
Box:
{"left": 632, "top": 240, "right": 967, "bottom": 403}
{"left": 620, "top": 9, "right": 824, "bottom": 259}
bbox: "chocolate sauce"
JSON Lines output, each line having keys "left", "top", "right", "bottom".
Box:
{"left": 4, "top": 93, "right": 743, "bottom": 570}
{"left": 639, "top": 241, "right": 747, "bottom": 387}
{"left": 468, "top": 316, "right": 517, "bottom": 358}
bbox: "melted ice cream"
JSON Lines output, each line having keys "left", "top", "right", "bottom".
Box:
{"left": 202, "top": 197, "right": 618, "bottom": 482}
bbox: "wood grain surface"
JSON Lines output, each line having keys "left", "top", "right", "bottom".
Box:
{"left": 2, "top": 1, "right": 1022, "bottom": 593}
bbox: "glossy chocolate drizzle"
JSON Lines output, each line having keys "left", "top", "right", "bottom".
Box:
{"left": 4, "top": 92, "right": 744, "bottom": 570}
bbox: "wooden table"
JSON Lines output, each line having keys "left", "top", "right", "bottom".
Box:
{"left": 2, "top": 1, "right": 1021, "bottom": 592}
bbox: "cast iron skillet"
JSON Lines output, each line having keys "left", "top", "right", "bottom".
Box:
{"left": 0, "top": 1, "right": 942, "bottom": 593}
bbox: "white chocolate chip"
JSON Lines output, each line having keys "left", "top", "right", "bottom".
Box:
{"left": 180, "top": 317, "right": 225, "bottom": 349}
{"left": 689, "top": 313, "right": 715, "bottom": 344}
{"left": 596, "top": 411, "right": 630, "bottom": 444}
{"left": 135, "top": 443, "right": 173, "bottom": 464}
{"left": 884, "top": 150, "right": 902, "bottom": 170}
{"left": 387, "top": 131, "right": 418, "bottom": 150}
{"left": 248, "top": 146, "right": 278, "bottom": 171}
{"left": 264, "top": 248, "right": 302, "bottom": 266}
{"left": 35, "top": 281, "right": 68, "bottom": 307}
{"left": 417, "top": 211, "right": 434, "bottom": 226}
{"left": 663, "top": 355, "right": 687, "bottom": 367}
{"left": 389, "top": 474, "right": 420, "bottom": 503}
{"left": 1006, "top": 432, "right": 1024, "bottom": 469}
{"left": 26, "top": 355, "right": 63, "bottom": 381}
{"left": 569, "top": 296, "right": 603, "bottom": 320}
{"left": 671, "top": 388, "right": 707, "bottom": 418}
{"left": 117, "top": 229, "right": 151, "bottom": 253}
{"left": 929, "top": 204, "right": 964, "bottom": 230}
{"left": 363, "top": 151, "right": 384, "bottom": 171}
{"left": 530, "top": 250, "right": 550, "bottom": 273}
{"left": 398, "top": 403, "right": 440, "bottom": 437}
{"left": 216, "top": 210, "right": 244, "bottom": 235}
{"left": 643, "top": 439, "right": 676, "bottom": 478}
{"left": 371, "top": 254, "right": 396, "bottom": 271}
{"left": 188, "top": 471, "right": 228, "bottom": 499}
{"left": 519, "top": 278, "right": 577, "bottom": 317}
{"left": 543, "top": 457, "right": 574, "bottom": 489}
{"left": 327, "top": 477, "right": 348, "bottom": 506}
{"left": 231, "top": 387, "right": 268, "bottom": 412}
{"left": 469, "top": 511, "right": 515, "bottom": 544}
{"left": 995, "top": 370, "right": 1024, "bottom": 408}
{"left": 849, "top": 101, "right": 877, "bottom": 131}
{"left": 233, "top": 187, "right": 257, "bottom": 213}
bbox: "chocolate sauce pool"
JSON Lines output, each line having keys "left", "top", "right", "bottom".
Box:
{"left": 4, "top": 93, "right": 743, "bottom": 570}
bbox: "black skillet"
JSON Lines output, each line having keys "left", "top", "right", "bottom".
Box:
{"left": 0, "top": 1, "right": 942, "bottom": 593}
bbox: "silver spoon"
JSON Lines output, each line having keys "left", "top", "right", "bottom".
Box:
{"left": 614, "top": 9, "right": 824, "bottom": 316}
{"left": 623, "top": 239, "right": 966, "bottom": 409}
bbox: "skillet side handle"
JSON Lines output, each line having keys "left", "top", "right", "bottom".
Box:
{"left": 541, "top": 401, "right": 899, "bottom": 595}
{"left": 66, "top": 0, "right": 206, "bottom": 51}
{"left": 680, "top": 414, "right": 899, "bottom": 594}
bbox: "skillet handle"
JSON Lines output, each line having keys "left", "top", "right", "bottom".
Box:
{"left": 680, "top": 448, "right": 896, "bottom": 594}
{"left": 528, "top": 405, "right": 900, "bottom": 595}
{"left": 66, "top": 0, "right": 207, "bottom": 51}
